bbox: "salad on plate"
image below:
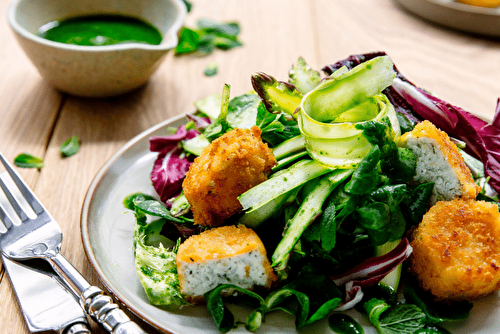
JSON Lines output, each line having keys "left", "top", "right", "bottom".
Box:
{"left": 123, "top": 52, "right": 500, "bottom": 334}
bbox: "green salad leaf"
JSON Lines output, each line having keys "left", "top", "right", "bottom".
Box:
{"left": 288, "top": 57, "right": 321, "bottom": 94}
{"left": 175, "top": 19, "right": 242, "bottom": 56}
{"left": 204, "top": 263, "right": 342, "bottom": 332}
{"left": 59, "top": 135, "right": 80, "bottom": 157}
{"left": 404, "top": 278, "right": 473, "bottom": 324}
{"left": 204, "top": 61, "right": 218, "bottom": 76}
{"left": 14, "top": 153, "right": 44, "bottom": 168}
{"left": 124, "top": 193, "right": 191, "bottom": 308}
{"left": 364, "top": 299, "right": 426, "bottom": 334}
{"left": 328, "top": 313, "right": 364, "bottom": 334}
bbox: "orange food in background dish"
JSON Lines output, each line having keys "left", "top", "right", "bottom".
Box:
{"left": 455, "top": 0, "right": 500, "bottom": 8}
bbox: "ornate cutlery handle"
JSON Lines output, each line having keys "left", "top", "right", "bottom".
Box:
{"left": 65, "top": 322, "right": 92, "bottom": 334}
{"left": 83, "top": 286, "right": 147, "bottom": 334}
{"left": 48, "top": 252, "right": 147, "bottom": 334}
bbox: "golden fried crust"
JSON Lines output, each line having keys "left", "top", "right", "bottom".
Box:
{"left": 182, "top": 127, "right": 276, "bottom": 226}
{"left": 177, "top": 225, "right": 271, "bottom": 265}
{"left": 176, "top": 225, "right": 277, "bottom": 303}
{"left": 401, "top": 120, "right": 481, "bottom": 200}
{"left": 410, "top": 199, "right": 500, "bottom": 301}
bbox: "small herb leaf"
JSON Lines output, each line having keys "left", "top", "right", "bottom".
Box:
{"left": 60, "top": 135, "right": 80, "bottom": 157}
{"left": 14, "top": 153, "right": 44, "bottom": 169}
{"left": 204, "top": 62, "right": 218, "bottom": 76}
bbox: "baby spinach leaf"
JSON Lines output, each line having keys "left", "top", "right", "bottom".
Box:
{"left": 206, "top": 288, "right": 236, "bottom": 332}
{"left": 356, "top": 202, "right": 406, "bottom": 246}
{"left": 319, "top": 199, "right": 337, "bottom": 252}
{"left": 129, "top": 193, "right": 192, "bottom": 224}
{"left": 257, "top": 103, "right": 300, "bottom": 147}
{"left": 59, "top": 135, "right": 80, "bottom": 157}
{"left": 402, "top": 182, "right": 434, "bottom": 226}
{"left": 356, "top": 118, "right": 394, "bottom": 146}
{"left": 226, "top": 93, "right": 261, "bottom": 129}
{"left": 329, "top": 187, "right": 359, "bottom": 227}
{"left": 345, "top": 146, "right": 381, "bottom": 195}
{"left": 328, "top": 313, "right": 364, "bottom": 334}
{"left": 356, "top": 202, "right": 391, "bottom": 245}
{"left": 123, "top": 192, "right": 157, "bottom": 211}
{"left": 404, "top": 279, "right": 473, "bottom": 324}
{"left": 382, "top": 147, "right": 416, "bottom": 183}
{"left": 206, "top": 284, "right": 265, "bottom": 332}
{"left": 13, "top": 153, "right": 44, "bottom": 168}
{"left": 367, "top": 184, "right": 407, "bottom": 212}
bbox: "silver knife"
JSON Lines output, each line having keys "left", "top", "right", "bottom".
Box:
{"left": 2, "top": 255, "right": 91, "bottom": 333}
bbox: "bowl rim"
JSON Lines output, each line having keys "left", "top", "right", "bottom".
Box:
{"left": 6, "top": 0, "right": 187, "bottom": 52}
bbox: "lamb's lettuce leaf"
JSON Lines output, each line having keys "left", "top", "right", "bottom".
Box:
{"left": 124, "top": 193, "right": 189, "bottom": 308}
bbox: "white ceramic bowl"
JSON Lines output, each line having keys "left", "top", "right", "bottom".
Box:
{"left": 7, "top": 0, "right": 186, "bottom": 97}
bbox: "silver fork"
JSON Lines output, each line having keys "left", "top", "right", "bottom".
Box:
{"left": 0, "top": 153, "right": 147, "bottom": 334}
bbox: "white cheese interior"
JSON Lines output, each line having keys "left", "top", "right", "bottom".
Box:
{"left": 406, "top": 136, "right": 461, "bottom": 204}
{"left": 178, "top": 250, "right": 270, "bottom": 297}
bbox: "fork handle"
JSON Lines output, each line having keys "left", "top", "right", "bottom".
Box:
{"left": 48, "top": 253, "right": 147, "bottom": 334}
{"left": 82, "top": 286, "right": 147, "bottom": 334}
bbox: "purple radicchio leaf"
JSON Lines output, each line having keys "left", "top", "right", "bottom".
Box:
{"left": 391, "top": 78, "right": 500, "bottom": 194}
{"left": 150, "top": 125, "right": 199, "bottom": 203}
{"left": 330, "top": 238, "right": 412, "bottom": 310}
{"left": 185, "top": 114, "right": 212, "bottom": 131}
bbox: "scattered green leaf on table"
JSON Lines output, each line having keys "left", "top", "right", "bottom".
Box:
{"left": 14, "top": 153, "right": 44, "bottom": 168}
{"left": 175, "top": 27, "right": 199, "bottom": 54}
{"left": 204, "top": 61, "right": 218, "bottom": 76}
{"left": 182, "top": 0, "right": 192, "bottom": 12}
{"left": 175, "top": 19, "right": 243, "bottom": 56}
{"left": 60, "top": 135, "right": 80, "bottom": 157}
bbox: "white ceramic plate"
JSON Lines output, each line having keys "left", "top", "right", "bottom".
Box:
{"left": 81, "top": 112, "right": 500, "bottom": 334}
{"left": 395, "top": 0, "right": 500, "bottom": 37}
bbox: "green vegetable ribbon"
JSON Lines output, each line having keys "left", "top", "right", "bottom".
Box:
{"left": 297, "top": 56, "right": 400, "bottom": 168}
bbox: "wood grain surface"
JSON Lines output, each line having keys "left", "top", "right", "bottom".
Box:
{"left": 1, "top": 0, "right": 500, "bottom": 333}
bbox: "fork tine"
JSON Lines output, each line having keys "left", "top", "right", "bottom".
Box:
{"left": 0, "top": 153, "right": 44, "bottom": 215}
{"left": 0, "top": 202, "right": 14, "bottom": 229}
{"left": 0, "top": 177, "right": 29, "bottom": 221}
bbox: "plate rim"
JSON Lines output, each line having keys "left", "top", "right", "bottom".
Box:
{"left": 80, "top": 112, "right": 188, "bottom": 333}
{"left": 394, "top": 0, "right": 500, "bottom": 36}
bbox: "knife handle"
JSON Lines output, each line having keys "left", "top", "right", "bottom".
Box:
{"left": 48, "top": 253, "right": 147, "bottom": 334}
{"left": 65, "top": 322, "right": 92, "bottom": 334}
{"left": 83, "top": 286, "right": 147, "bottom": 334}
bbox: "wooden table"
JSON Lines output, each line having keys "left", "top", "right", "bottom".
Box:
{"left": 1, "top": 0, "right": 500, "bottom": 333}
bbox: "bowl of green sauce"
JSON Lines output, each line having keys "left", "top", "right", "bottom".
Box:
{"left": 7, "top": 0, "right": 187, "bottom": 97}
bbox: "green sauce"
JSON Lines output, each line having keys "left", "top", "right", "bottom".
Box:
{"left": 38, "top": 14, "right": 162, "bottom": 46}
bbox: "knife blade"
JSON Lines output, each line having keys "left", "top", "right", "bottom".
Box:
{"left": 2, "top": 255, "right": 91, "bottom": 333}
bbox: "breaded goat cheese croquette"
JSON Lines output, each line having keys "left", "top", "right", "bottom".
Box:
{"left": 182, "top": 126, "right": 276, "bottom": 226}
{"left": 410, "top": 199, "right": 500, "bottom": 301}
{"left": 400, "top": 120, "right": 480, "bottom": 204}
{"left": 176, "top": 225, "right": 277, "bottom": 303}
